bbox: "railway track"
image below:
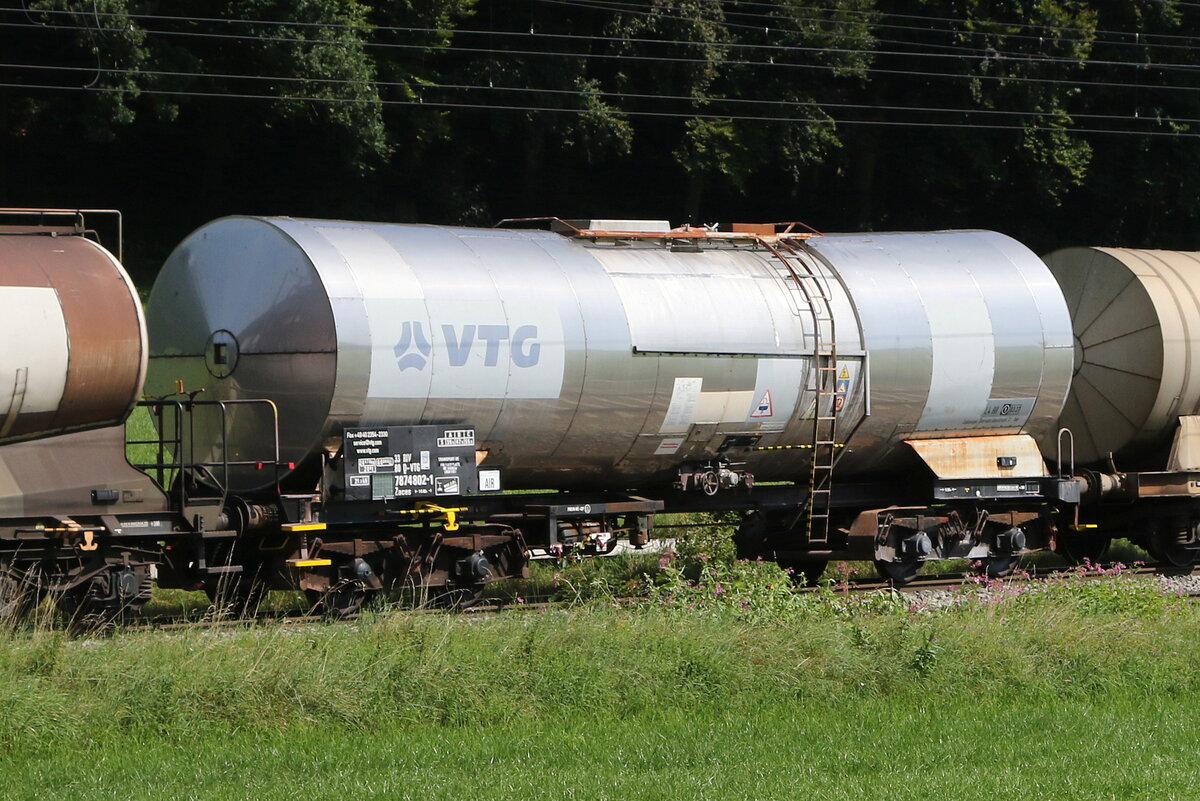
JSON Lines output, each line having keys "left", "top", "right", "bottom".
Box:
{"left": 828, "top": 564, "right": 1173, "bottom": 594}
{"left": 62, "top": 561, "right": 1199, "bottom": 635}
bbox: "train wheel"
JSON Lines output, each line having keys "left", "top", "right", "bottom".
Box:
{"left": 56, "top": 564, "right": 152, "bottom": 634}
{"left": 779, "top": 559, "right": 828, "bottom": 587}
{"left": 205, "top": 579, "right": 269, "bottom": 619}
{"left": 976, "top": 556, "right": 1017, "bottom": 579}
{"left": 304, "top": 582, "right": 369, "bottom": 618}
{"left": 1054, "top": 531, "right": 1110, "bottom": 566}
{"left": 874, "top": 558, "right": 922, "bottom": 586}
{"left": 734, "top": 514, "right": 768, "bottom": 560}
{"left": 0, "top": 564, "right": 44, "bottom": 628}
{"left": 424, "top": 584, "right": 485, "bottom": 610}
{"left": 1147, "top": 523, "right": 1197, "bottom": 576}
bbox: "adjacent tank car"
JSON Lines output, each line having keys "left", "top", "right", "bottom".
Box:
{"left": 1043, "top": 247, "right": 1200, "bottom": 569}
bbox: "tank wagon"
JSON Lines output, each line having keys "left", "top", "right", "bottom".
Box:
{"left": 1043, "top": 247, "right": 1200, "bottom": 569}
{"left": 6, "top": 209, "right": 1200, "bottom": 625}
{"left": 144, "top": 214, "right": 1079, "bottom": 596}
{"left": 0, "top": 209, "right": 166, "bottom": 621}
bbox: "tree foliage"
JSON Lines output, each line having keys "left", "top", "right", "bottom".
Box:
{"left": 1, "top": 0, "right": 1198, "bottom": 271}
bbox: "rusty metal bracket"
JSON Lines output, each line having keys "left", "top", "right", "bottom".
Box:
{"left": 494, "top": 216, "right": 823, "bottom": 245}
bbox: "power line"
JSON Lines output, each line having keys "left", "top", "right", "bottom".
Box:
{"left": 539, "top": 0, "right": 1200, "bottom": 47}
{"left": 3, "top": 78, "right": 1197, "bottom": 138}
{"left": 6, "top": 3, "right": 1199, "bottom": 65}
{"left": 5, "top": 16, "right": 1200, "bottom": 98}
{"left": 4, "top": 60, "right": 1194, "bottom": 128}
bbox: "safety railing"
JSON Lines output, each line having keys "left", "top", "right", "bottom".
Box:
{"left": 127, "top": 397, "right": 284, "bottom": 510}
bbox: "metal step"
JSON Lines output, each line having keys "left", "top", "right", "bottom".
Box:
{"left": 198, "top": 564, "right": 243, "bottom": 576}
{"left": 200, "top": 529, "right": 238, "bottom": 540}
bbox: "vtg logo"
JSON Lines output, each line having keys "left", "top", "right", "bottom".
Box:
{"left": 394, "top": 322, "right": 541, "bottom": 371}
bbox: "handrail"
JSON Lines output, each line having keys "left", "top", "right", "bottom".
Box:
{"left": 0, "top": 208, "right": 122, "bottom": 262}
{"left": 1056, "top": 427, "right": 1076, "bottom": 480}
{"left": 131, "top": 397, "right": 284, "bottom": 508}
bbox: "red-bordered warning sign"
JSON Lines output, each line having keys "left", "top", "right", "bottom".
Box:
{"left": 750, "top": 389, "right": 773, "bottom": 418}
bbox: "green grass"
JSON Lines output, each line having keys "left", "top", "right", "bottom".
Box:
{"left": 2, "top": 573, "right": 1200, "bottom": 798}
{"left": 5, "top": 695, "right": 1200, "bottom": 800}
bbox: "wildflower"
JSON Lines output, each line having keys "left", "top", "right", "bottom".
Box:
{"left": 714, "top": 582, "right": 725, "bottom": 596}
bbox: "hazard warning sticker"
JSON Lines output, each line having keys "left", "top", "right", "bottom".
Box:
{"left": 750, "top": 389, "right": 773, "bottom": 418}
{"left": 655, "top": 436, "right": 685, "bottom": 455}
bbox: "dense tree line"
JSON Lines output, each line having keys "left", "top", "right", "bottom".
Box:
{"left": 1, "top": 0, "right": 1197, "bottom": 278}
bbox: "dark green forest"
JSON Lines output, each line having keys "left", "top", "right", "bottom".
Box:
{"left": 2, "top": 0, "right": 1198, "bottom": 281}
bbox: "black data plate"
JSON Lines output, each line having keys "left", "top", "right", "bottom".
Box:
{"left": 343, "top": 426, "right": 498, "bottom": 501}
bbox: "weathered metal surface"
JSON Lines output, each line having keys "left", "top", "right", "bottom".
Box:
{"left": 0, "top": 427, "right": 170, "bottom": 519}
{"left": 0, "top": 233, "right": 145, "bottom": 444}
{"left": 1168, "top": 415, "right": 1200, "bottom": 472}
{"left": 906, "top": 434, "right": 1050, "bottom": 479}
{"left": 1044, "top": 247, "right": 1200, "bottom": 467}
{"left": 147, "top": 218, "right": 1073, "bottom": 492}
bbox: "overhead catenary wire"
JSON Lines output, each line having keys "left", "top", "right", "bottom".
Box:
{"left": 3, "top": 60, "right": 1195, "bottom": 129}
{"left": 2, "top": 78, "right": 1198, "bottom": 138}
{"left": 535, "top": 0, "right": 1200, "bottom": 47}
{"left": 4, "top": 4, "right": 1200, "bottom": 65}
{"left": 4, "top": 16, "right": 1200, "bottom": 97}
{"left": 2, "top": 4, "right": 1198, "bottom": 138}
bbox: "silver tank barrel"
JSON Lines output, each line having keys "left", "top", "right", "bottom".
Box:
{"left": 146, "top": 217, "right": 1072, "bottom": 491}
{"left": 810, "top": 231, "right": 1074, "bottom": 472}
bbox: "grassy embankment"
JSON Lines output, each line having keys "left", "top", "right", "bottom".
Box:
{"left": 4, "top": 553, "right": 1200, "bottom": 800}
{"left": 93, "top": 409, "right": 1199, "bottom": 798}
